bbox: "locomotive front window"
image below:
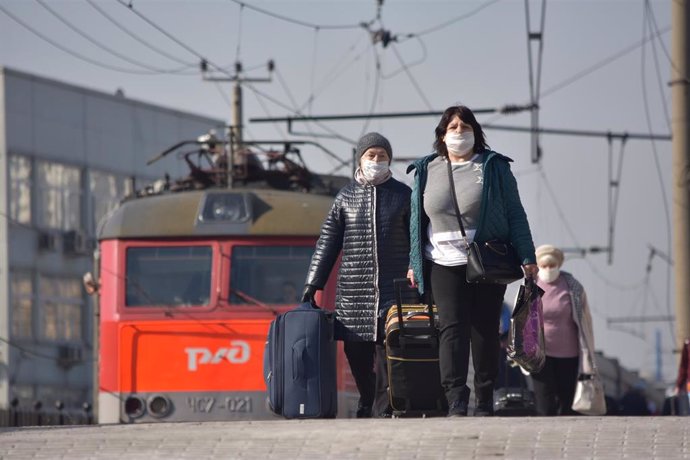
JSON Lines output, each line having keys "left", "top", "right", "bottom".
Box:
{"left": 229, "top": 245, "right": 313, "bottom": 305}
{"left": 125, "top": 246, "right": 212, "bottom": 307}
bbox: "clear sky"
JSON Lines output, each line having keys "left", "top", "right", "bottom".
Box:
{"left": 0, "top": 0, "right": 678, "bottom": 383}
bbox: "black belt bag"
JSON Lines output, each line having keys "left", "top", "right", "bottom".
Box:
{"left": 446, "top": 158, "right": 523, "bottom": 284}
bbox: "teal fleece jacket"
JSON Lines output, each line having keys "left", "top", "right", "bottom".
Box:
{"left": 407, "top": 150, "right": 536, "bottom": 295}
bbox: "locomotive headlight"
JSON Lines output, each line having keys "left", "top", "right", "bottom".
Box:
{"left": 147, "top": 395, "right": 173, "bottom": 418}
{"left": 124, "top": 395, "right": 146, "bottom": 418}
{"left": 198, "top": 192, "right": 251, "bottom": 223}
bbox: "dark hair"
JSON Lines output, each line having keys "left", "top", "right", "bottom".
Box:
{"left": 433, "top": 105, "right": 489, "bottom": 158}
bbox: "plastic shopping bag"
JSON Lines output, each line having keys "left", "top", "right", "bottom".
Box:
{"left": 507, "top": 278, "right": 546, "bottom": 373}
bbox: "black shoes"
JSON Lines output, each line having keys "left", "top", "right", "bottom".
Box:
{"left": 355, "top": 405, "right": 373, "bottom": 418}
{"left": 473, "top": 402, "right": 494, "bottom": 417}
{"left": 447, "top": 400, "right": 469, "bottom": 417}
{"left": 447, "top": 400, "right": 494, "bottom": 417}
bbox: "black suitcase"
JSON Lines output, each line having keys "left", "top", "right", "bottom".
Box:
{"left": 385, "top": 279, "right": 447, "bottom": 417}
{"left": 264, "top": 301, "right": 337, "bottom": 419}
{"left": 662, "top": 393, "right": 690, "bottom": 416}
{"left": 493, "top": 356, "right": 537, "bottom": 416}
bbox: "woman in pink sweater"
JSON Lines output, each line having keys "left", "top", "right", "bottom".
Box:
{"left": 531, "top": 244, "right": 601, "bottom": 415}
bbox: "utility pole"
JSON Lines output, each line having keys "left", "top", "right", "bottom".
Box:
{"left": 525, "top": 0, "right": 546, "bottom": 163}
{"left": 202, "top": 60, "right": 273, "bottom": 187}
{"left": 672, "top": 0, "right": 690, "bottom": 350}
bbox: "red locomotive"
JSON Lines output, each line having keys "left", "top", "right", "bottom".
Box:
{"left": 90, "top": 136, "right": 357, "bottom": 423}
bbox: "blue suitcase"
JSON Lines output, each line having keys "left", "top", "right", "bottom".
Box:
{"left": 264, "top": 302, "right": 338, "bottom": 418}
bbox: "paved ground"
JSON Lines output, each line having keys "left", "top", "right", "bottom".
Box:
{"left": 1, "top": 416, "right": 689, "bottom": 459}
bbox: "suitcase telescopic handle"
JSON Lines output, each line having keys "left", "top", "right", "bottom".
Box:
{"left": 393, "top": 278, "right": 435, "bottom": 331}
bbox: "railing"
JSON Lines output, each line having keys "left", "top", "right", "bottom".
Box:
{"left": 0, "top": 400, "right": 94, "bottom": 427}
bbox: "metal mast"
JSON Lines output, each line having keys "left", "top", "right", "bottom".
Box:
{"left": 671, "top": 0, "right": 690, "bottom": 351}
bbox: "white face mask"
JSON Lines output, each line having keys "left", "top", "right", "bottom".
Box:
{"left": 361, "top": 160, "right": 390, "bottom": 181}
{"left": 538, "top": 267, "right": 560, "bottom": 284}
{"left": 445, "top": 132, "right": 475, "bottom": 156}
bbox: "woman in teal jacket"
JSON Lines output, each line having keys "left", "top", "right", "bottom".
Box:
{"left": 406, "top": 105, "right": 537, "bottom": 416}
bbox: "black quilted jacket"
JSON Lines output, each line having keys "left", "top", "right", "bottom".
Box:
{"left": 305, "top": 177, "right": 412, "bottom": 342}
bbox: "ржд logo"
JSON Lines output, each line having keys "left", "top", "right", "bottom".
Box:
{"left": 185, "top": 341, "right": 250, "bottom": 371}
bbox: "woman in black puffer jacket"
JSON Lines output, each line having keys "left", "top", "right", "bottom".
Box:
{"left": 303, "top": 132, "right": 411, "bottom": 418}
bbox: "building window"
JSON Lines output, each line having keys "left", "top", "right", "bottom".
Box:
{"left": 36, "top": 161, "right": 81, "bottom": 231}
{"left": 89, "top": 170, "right": 131, "bottom": 234}
{"left": 10, "top": 272, "right": 33, "bottom": 339}
{"left": 9, "top": 155, "right": 32, "bottom": 225}
{"left": 229, "top": 245, "right": 313, "bottom": 305}
{"left": 39, "top": 276, "right": 83, "bottom": 342}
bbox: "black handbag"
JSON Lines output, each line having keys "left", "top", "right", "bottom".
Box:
{"left": 446, "top": 158, "right": 523, "bottom": 284}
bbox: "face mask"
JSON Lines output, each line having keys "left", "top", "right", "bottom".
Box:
{"left": 538, "top": 267, "right": 560, "bottom": 284}
{"left": 445, "top": 132, "right": 475, "bottom": 156}
{"left": 361, "top": 160, "right": 389, "bottom": 181}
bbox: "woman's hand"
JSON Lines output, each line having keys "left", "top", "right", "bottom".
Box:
{"left": 406, "top": 268, "right": 416, "bottom": 287}
{"left": 522, "top": 263, "right": 539, "bottom": 279}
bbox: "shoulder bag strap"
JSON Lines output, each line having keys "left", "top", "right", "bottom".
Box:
{"left": 446, "top": 158, "right": 469, "bottom": 247}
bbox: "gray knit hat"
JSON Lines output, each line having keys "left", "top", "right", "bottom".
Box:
{"left": 356, "top": 132, "right": 392, "bottom": 162}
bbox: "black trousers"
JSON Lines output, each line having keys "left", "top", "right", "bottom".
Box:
{"left": 530, "top": 356, "right": 579, "bottom": 416}
{"left": 343, "top": 319, "right": 390, "bottom": 416}
{"left": 430, "top": 263, "right": 506, "bottom": 405}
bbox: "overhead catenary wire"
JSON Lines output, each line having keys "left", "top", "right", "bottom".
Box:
{"left": 308, "top": 27, "right": 320, "bottom": 115}
{"left": 213, "top": 82, "right": 234, "bottom": 109}
{"left": 115, "top": 0, "right": 233, "bottom": 78}
{"left": 541, "top": 24, "right": 671, "bottom": 99}
{"left": 380, "top": 35, "right": 427, "bottom": 80}
{"left": 359, "top": 46, "right": 383, "bottom": 138}
{"left": 244, "top": 83, "right": 358, "bottom": 145}
{"left": 227, "top": 0, "right": 366, "bottom": 30}
{"left": 85, "top": 0, "right": 196, "bottom": 68}
{"left": 274, "top": 66, "right": 340, "bottom": 155}
{"left": 35, "top": 0, "right": 192, "bottom": 74}
{"left": 644, "top": 0, "right": 672, "bottom": 131}
{"left": 606, "top": 134, "right": 627, "bottom": 265}
{"left": 482, "top": 22, "right": 672, "bottom": 126}
{"left": 640, "top": 0, "right": 674, "bottom": 345}
{"left": 0, "top": 3, "right": 175, "bottom": 75}
{"left": 413, "top": 0, "right": 501, "bottom": 37}
{"left": 298, "top": 35, "right": 369, "bottom": 113}
{"left": 355, "top": 13, "right": 386, "bottom": 139}
{"left": 290, "top": 28, "right": 324, "bottom": 144}
{"left": 606, "top": 271, "right": 649, "bottom": 340}
{"left": 538, "top": 168, "right": 647, "bottom": 294}
{"left": 249, "top": 79, "right": 287, "bottom": 140}
{"left": 390, "top": 43, "right": 433, "bottom": 111}
{"left": 644, "top": 0, "right": 680, "bottom": 75}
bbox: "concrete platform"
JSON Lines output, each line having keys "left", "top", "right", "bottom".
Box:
{"left": 1, "top": 416, "right": 689, "bottom": 459}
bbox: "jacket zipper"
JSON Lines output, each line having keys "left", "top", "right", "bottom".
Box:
{"left": 475, "top": 152, "right": 495, "bottom": 241}
{"left": 371, "top": 185, "right": 380, "bottom": 341}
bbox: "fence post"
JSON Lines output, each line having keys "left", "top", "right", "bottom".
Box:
{"left": 83, "top": 402, "right": 93, "bottom": 425}
{"left": 10, "top": 398, "right": 19, "bottom": 427}
{"left": 55, "top": 400, "right": 65, "bottom": 426}
{"left": 33, "top": 401, "right": 42, "bottom": 426}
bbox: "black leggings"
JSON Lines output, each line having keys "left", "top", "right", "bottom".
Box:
{"left": 530, "top": 356, "right": 579, "bottom": 415}
{"left": 430, "top": 262, "right": 506, "bottom": 405}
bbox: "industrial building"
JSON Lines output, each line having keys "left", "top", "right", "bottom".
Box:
{"left": 0, "top": 67, "right": 223, "bottom": 420}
